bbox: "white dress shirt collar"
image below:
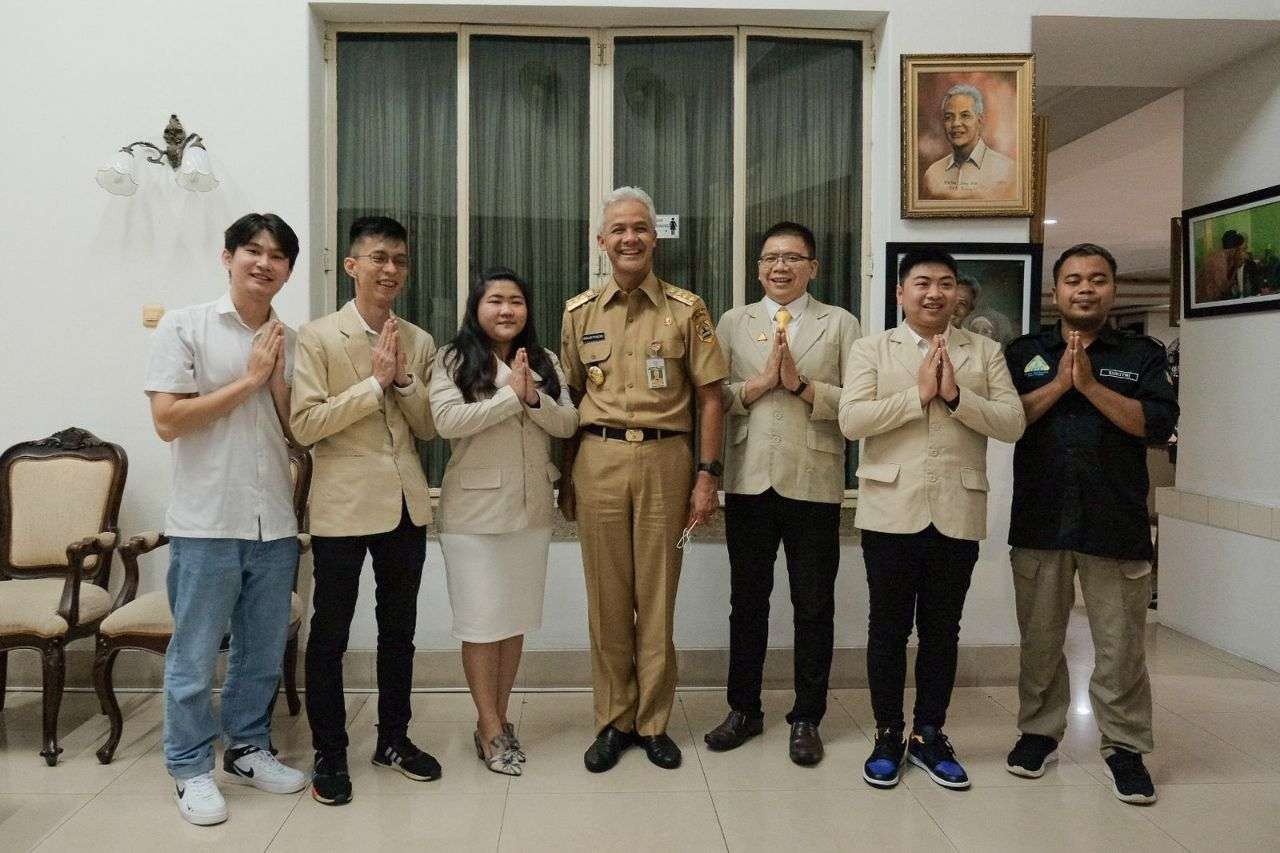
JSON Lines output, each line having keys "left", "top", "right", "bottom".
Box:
{"left": 346, "top": 299, "right": 395, "bottom": 336}
{"left": 762, "top": 292, "right": 811, "bottom": 327}
{"left": 904, "top": 321, "right": 951, "bottom": 356}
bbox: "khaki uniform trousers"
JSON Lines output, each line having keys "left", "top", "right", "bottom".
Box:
{"left": 574, "top": 432, "right": 692, "bottom": 736}
{"left": 1011, "top": 547, "right": 1154, "bottom": 757}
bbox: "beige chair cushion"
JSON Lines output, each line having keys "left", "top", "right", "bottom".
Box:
{"left": 8, "top": 457, "right": 114, "bottom": 568}
{"left": 100, "top": 590, "right": 303, "bottom": 638}
{"left": 0, "top": 578, "right": 114, "bottom": 638}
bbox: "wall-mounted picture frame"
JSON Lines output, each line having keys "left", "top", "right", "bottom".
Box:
{"left": 884, "top": 242, "right": 1043, "bottom": 348}
{"left": 901, "top": 53, "right": 1035, "bottom": 219}
{"left": 1181, "top": 183, "right": 1280, "bottom": 319}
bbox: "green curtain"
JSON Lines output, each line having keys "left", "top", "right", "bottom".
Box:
{"left": 469, "top": 36, "right": 591, "bottom": 357}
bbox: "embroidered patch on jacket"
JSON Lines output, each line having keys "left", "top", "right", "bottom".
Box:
{"left": 582, "top": 331, "right": 606, "bottom": 344}
{"left": 1023, "top": 355, "right": 1051, "bottom": 377}
{"left": 1099, "top": 368, "right": 1139, "bottom": 382}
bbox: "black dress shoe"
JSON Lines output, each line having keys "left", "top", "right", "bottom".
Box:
{"left": 704, "top": 711, "right": 764, "bottom": 752}
{"left": 636, "top": 733, "right": 682, "bottom": 769}
{"left": 583, "top": 726, "right": 633, "bottom": 773}
{"left": 789, "top": 721, "right": 824, "bottom": 767}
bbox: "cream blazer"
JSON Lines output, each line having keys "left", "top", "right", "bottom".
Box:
{"left": 717, "top": 298, "right": 862, "bottom": 504}
{"left": 838, "top": 324, "right": 1024, "bottom": 541}
{"left": 290, "top": 302, "right": 437, "bottom": 537}
{"left": 430, "top": 346, "right": 578, "bottom": 535}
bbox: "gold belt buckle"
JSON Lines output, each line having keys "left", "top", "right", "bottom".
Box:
{"left": 624, "top": 428, "right": 644, "bottom": 443}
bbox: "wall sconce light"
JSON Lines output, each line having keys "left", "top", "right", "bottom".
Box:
{"left": 95, "top": 114, "right": 219, "bottom": 196}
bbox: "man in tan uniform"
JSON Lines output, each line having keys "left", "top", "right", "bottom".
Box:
{"left": 559, "top": 186, "right": 727, "bottom": 773}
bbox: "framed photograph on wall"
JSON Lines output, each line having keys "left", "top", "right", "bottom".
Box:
{"left": 901, "top": 53, "right": 1035, "bottom": 218}
{"left": 884, "top": 242, "right": 1042, "bottom": 348}
{"left": 1181, "top": 183, "right": 1280, "bottom": 319}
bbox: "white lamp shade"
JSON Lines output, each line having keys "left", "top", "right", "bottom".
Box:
{"left": 175, "top": 144, "right": 218, "bottom": 192}
{"left": 95, "top": 150, "right": 138, "bottom": 196}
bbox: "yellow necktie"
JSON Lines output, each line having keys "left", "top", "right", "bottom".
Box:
{"left": 775, "top": 306, "right": 792, "bottom": 331}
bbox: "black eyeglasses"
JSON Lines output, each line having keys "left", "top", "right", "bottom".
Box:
{"left": 757, "top": 253, "right": 814, "bottom": 266}
{"left": 354, "top": 253, "right": 411, "bottom": 270}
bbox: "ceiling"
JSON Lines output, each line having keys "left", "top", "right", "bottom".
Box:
{"left": 1033, "top": 16, "right": 1280, "bottom": 151}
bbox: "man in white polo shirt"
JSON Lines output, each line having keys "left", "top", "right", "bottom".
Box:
{"left": 145, "top": 213, "right": 308, "bottom": 826}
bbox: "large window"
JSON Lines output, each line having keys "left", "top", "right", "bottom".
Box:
{"left": 331, "top": 26, "right": 868, "bottom": 488}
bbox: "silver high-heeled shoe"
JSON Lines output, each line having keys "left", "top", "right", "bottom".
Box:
{"left": 474, "top": 730, "right": 521, "bottom": 776}
{"left": 502, "top": 722, "right": 527, "bottom": 763}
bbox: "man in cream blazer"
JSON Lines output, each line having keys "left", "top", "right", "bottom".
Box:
{"left": 839, "top": 246, "right": 1023, "bottom": 791}
{"left": 704, "top": 222, "right": 862, "bottom": 767}
{"left": 290, "top": 217, "right": 440, "bottom": 805}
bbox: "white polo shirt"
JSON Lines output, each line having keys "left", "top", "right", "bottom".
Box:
{"left": 144, "top": 292, "right": 298, "bottom": 540}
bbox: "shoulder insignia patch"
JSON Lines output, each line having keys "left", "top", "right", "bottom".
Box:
{"left": 661, "top": 283, "right": 698, "bottom": 307}
{"left": 565, "top": 289, "right": 599, "bottom": 312}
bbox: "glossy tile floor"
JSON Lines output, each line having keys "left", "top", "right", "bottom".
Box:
{"left": 2, "top": 615, "right": 1279, "bottom": 852}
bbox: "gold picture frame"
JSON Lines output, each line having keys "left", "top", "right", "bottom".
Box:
{"left": 901, "top": 53, "right": 1035, "bottom": 218}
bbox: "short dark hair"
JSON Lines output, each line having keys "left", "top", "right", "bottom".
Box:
{"left": 224, "top": 213, "right": 300, "bottom": 268}
{"left": 897, "top": 247, "right": 958, "bottom": 283}
{"left": 348, "top": 215, "right": 408, "bottom": 254}
{"left": 1052, "top": 243, "right": 1117, "bottom": 281}
{"left": 1222, "top": 230, "right": 1246, "bottom": 250}
{"left": 956, "top": 275, "right": 980, "bottom": 294}
{"left": 760, "top": 221, "right": 816, "bottom": 258}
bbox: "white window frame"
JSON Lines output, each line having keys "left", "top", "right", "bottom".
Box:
{"left": 324, "top": 22, "right": 873, "bottom": 504}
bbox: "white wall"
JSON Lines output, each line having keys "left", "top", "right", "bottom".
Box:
{"left": 1044, "top": 91, "right": 1183, "bottom": 282}
{"left": 1160, "top": 37, "right": 1280, "bottom": 670}
{"left": 6, "top": 2, "right": 1272, "bottom": 661}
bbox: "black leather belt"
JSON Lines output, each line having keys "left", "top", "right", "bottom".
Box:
{"left": 582, "top": 424, "right": 686, "bottom": 442}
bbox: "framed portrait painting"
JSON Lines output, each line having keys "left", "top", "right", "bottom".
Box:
{"left": 901, "top": 54, "right": 1035, "bottom": 218}
{"left": 884, "top": 242, "right": 1042, "bottom": 349}
{"left": 1181, "top": 183, "right": 1280, "bottom": 319}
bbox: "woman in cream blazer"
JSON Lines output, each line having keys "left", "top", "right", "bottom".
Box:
{"left": 430, "top": 267, "right": 577, "bottom": 776}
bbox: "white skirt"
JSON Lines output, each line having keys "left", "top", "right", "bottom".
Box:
{"left": 439, "top": 528, "right": 552, "bottom": 642}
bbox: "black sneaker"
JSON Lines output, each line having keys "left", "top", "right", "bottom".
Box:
{"left": 1104, "top": 749, "right": 1156, "bottom": 804}
{"left": 863, "top": 726, "right": 906, "bottom": 788}
{"left": 311, "top": 751, "right": 352, "bottom": 806}
{"left": 372, "top": 735, "right": 442, "bottom": 782}
{"left": 907, "top": 725, "right": 970, "bottom": 789}
{"left": 1006, "top": 733, "right": 1059, "bottom": 778}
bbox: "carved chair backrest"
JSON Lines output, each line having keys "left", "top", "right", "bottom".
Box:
{"left": 1, "top": 428, "right": 128, "bottom": 582}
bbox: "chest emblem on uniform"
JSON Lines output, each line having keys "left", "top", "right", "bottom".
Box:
{"left": 582, "top": 331, "right": 606, "bottom": 344}
{"left": 587, "top": 365, "right": 605, "bottom": 386}
{"left": 1023, "top": 355, "right": 1051, "bottom": 377}
{"left": 755, "top": 331, "right": 769, "bottom": 342}
{"left": 1099, "top": 368, "right": 1139, "bottom": 382}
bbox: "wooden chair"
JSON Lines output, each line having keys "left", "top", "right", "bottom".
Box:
{"left": 93, "top": 446, "right": 311, "bottom": 764}
{"left": 0, "top": 427, "right": 128, "bottom": 765}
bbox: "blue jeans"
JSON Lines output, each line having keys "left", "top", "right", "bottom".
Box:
{"left": 163, "top": 536, "right": 298, "bottom": 780}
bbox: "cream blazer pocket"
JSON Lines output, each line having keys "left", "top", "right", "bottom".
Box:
{"left": 806, "top": 425, "right": 844, "bottom": 455}
{"left": 460, "top": 468, "right": 502, "bottom": 490}
{"left": 856, "top": 462, "right": 901, "bottom": 484}
{"left": 960, "top": 467, "right": 989, "bottom": 492}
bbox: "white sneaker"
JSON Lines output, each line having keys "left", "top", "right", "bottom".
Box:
{"left": 222, "top": 743, "right": 307, "bottom": 794}
{"left": 175, "top": 771, "right": 229, "bottom": 826}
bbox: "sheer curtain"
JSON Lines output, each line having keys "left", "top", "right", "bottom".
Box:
{"left": 746, "top": 37, "right": 862, "bottom": 486}
{"left": 469, "top": 36, "right": 591, "bottom": 356}
{"left": 613, "top": 37, "right": 734, "bottom": 323}
{"left": 336, "top": 33, "right": 457, "bottom": 484}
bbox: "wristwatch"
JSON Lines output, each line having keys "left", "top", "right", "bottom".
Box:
{"left": 792, "top": 374, "right": 809, "bottom": 396}
{"left": 697, "top": 460, "right": 724, "bottom": 478}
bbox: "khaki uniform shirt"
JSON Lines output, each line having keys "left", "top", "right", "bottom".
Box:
{"left": 559, "top": 272, "right": 728, "bottom": 431}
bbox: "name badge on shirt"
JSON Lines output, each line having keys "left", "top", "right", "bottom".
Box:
{"left": 646, "top": 356, "right": 668, "bottom": 389}
{"left": 1100, "top": 368, "right": 1139, "bottom": 382}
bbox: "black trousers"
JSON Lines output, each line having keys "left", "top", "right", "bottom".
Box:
{"left": 306, "top": 501, "right": 425, "bottom": 756}
{"left": 861, "top": 524, "right": 978, "bottom": 732}
{"left": 724, "top": 489, "right": 841, "bottom": 724}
